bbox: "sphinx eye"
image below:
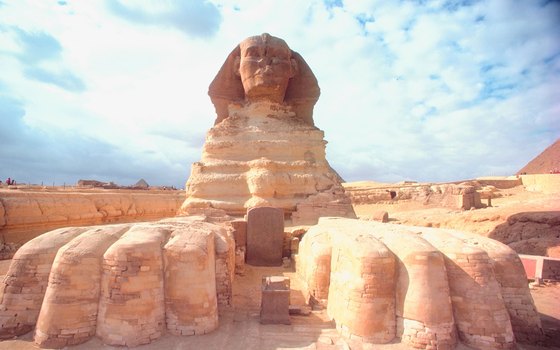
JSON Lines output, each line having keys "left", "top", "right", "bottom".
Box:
{"left": 245, "top": 47, "right": 261, "bottom": 57}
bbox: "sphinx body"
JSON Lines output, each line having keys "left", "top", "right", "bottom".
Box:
{"left": 0, "top": 216, "right": 544, "bottom": 349}
{"left": 179, "top": 33, "right": 356, "bottom": 224}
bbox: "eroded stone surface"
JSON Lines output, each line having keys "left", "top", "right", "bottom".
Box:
{"left": 0, "top": 215, "right": 544, "bottom": 349}
{"left": 0, "top": 190, "right": 184, "bottom": 246}
{"left": 0, "top": 216, "right": 234, "bottom": 348}
{"left": 297, "top": 217, "right": 543, "bottom": 349}
{"left": 246, "top": 207, "right": 284, "bottom": 266}
{"left": 180, "top": 33, "right": 355, "bottom": 225}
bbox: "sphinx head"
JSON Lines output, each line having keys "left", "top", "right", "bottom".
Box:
{"left": 235, "top": 34, "right": 296, "bottom": 103}
{"left": 208, "top": 33, "right": 320, "bottom": 125}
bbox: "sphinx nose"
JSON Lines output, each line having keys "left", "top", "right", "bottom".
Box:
{"left": 259, "top": 57, "right": 273, "bottom": 66}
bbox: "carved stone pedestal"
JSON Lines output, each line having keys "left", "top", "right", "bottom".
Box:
{"left": 260, "top": 276, "right": 290, "bottom": 325}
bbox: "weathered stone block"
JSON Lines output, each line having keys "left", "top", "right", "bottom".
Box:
{"left": 260, "top": 276, "right": 290, "bottom": 325}
{"left": 163, "top": 224, "right": 218, "bottom": 336}
{"left": 370, "top": 210, "right": 389, "bottom": 223}
{"left": 231, "top": 219, "right": 247, "bottom": 248}
{"left": 246, "top": 207, "right": 284, "bottom": 266}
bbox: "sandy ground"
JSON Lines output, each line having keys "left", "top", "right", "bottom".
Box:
{"left": 352, "top": 186, "right": 560, "bottom": 238}
{"left": 0, "top": 261, "right": 557, "bottom": 350}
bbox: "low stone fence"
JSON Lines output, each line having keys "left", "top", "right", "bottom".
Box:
{"left": 0, "top": 190, "right": 184, "bottom": 248}
{"left": 520, "top": 174, "right": 560, "bottom": 194}
{"left": 519, "top": 254, "right": 560, "bottom": 281}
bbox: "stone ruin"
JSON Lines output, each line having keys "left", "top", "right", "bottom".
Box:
{"left": 0, "top": 34, "right": 545, "bottom": 349}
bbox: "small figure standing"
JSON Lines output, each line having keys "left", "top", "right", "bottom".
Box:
{"left": 6, "top": 177, "right": 11, "bottom": 185}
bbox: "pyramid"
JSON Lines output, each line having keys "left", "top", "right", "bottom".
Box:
{"left": 517, "top": 139, "right": 560, "bottom": 174}
{"left": 134, "top": 178, "right": 149, "bottom": 188}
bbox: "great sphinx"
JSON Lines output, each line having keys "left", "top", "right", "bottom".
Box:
{"left": 0, "top": 34, "right": 545, "bottom": 350}
{"left": 208, "top": 33, "right": 320, "bottom": 126}
{"left": 179, "top": 33, "right": 356, "bottom": 223}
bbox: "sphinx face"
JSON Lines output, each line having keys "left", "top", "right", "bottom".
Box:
{"left": 237, "top": 35, "right": 296, "bottom": 103}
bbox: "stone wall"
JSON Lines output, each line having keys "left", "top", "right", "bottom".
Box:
{"left": 520, "top": 174, "right": 560, "bottom": 194}
{"left": 214, "top": 228, "right": 235, "bottom": 307}
{"left": 475, "top": 177, "right": 522, "bottom": 189}
{"left": 0, "top": 190, "right": 184, "bottom": 246}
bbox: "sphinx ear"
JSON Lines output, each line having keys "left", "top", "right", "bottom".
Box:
{"left": 234, "top": 56, "right": 241, "bottom": 77}
{"left": 290, "top": 58, "right": 298, "bottom": 78}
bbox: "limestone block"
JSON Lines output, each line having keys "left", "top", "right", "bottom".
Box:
{"left": 0, "top": 227, "right": 88, "bottom": 339}
{"left": 297, "top": 228, "right": 332, "bottom": 305}
{"left": 234, "top": 247, "right": 246, "bottom": 275}
{"left": 421, "top": 230, "right": 516, "bottom": 350}
{"left": 373, "top": 227, "right": 456, "bottom": 349}
{"left": 231, "top": 219, "right": 247, "bottom": 248}
{"left": 163, "top": 222, "right": 218, "bottom": 335}
{"left": 370, "top": 210, "right": 389, "bottom": 223}
{"left": 260, "top": 276, "right": 291, "bottom": 325}
{"left": 96, "top": 225, "right": 169, "bottom": 347}
{"left": 448, "top": 231, "right": 544, "bottom": 344}
{"left": 246, "top": 207, "right": 284, "bottom": 266}
{"left": 290, "top": 237, "right": 300, "bottom": 255}
{"left": 214, "top": 226, "right": 235, "bottom": 307}
{"left": 34, "top": 225, "right": 128, "bottom": 348}
{"left": 327, "top": 230, "right": 396, "bottom": 344}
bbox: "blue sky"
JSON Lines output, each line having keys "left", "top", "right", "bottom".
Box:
{"left": 0, "top": 0, "right": 558, "bottom": 187}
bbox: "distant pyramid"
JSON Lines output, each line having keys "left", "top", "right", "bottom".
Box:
{"left": 517, "top": 139, "right": 560, "bottom": 174}
{"left": 134, "top": 178, "right": 149, "bottom": 188}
